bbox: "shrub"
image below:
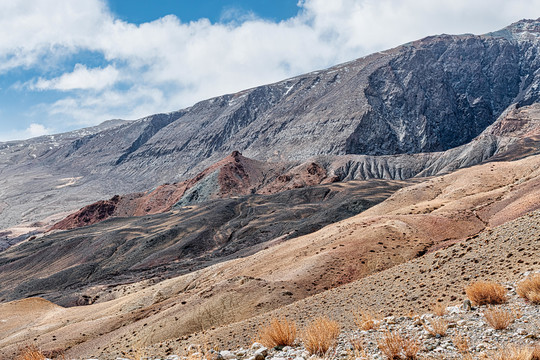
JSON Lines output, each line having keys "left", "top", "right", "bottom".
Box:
{"left": 532, "top": 344, "right": 540, "bottom": 360}
{"left": 424, "top": 318, "right": 448, "bottom": 337}
{"left": 301, "top": 317, "right": 340, "bottom": 356}
{"left": 353, "top": 309, "right": 379, "bottom": 331}
{"left": 484, "top": 306, "right": 515, "bottom": 330}
{"left": 16, "top": 345, "right": 46, "bottom": 360}
{"left": 431, "top": 302, "right": 447, "bottom": 316}
{"left": 517, "top": 273, "right": 540, "bottom": 304}
{"left": 452, "top": 333, "right": 470, "bottom": 354}
{"left": 377, "top": 331, "right": 419, "bottom": 360}
{"left": 490, "top": 345, "right": 533, "bottom": 360}
{"left": 378, "top": 331, "right": 402, "bottom": 360}
{"left": 346, "top": 335, "right": 367, "bottom": 359}
{"left": 465, "top": 281, "right": 507, "bottom": 305}
{"left": 258, "top": 317, "right": 297, "bottom": 348}
{"left": 402, "top": 337, "right": 420, "bottom": 360}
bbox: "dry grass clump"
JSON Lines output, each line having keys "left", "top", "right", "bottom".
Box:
{"left": 452, "top": 333, "right": 470, "bottom": 354}
{"left": 377, "top": 331, "right": 419, "bottom": 360}
{"left": 301, "top": 317, "right": 340, "bottom": 356}
{"left": 353, "top": 309, "right": 379, "bottom": 331}
{"left": 258, "top": 317, "right": 297, "bottom": 348}
{"left": 431, "top": 302, "right": 447, "bottom": 316}
{"left": 531, "top": 344, "right": 540, "bottom": 360}
{"left": 490, "top": 345, "right": 533, "bottom": 360}
{"left": 517, "top": 273, "right": 540, "bottom": 304}
{"left": 346, "top": 335, "right": 368, "bottom": 359}
{"left": 465, "top": 281, "right": 507, "bottom": 305}
{"left": 483, "top": 306, "right": 515, "bottom": 330}
{"left": 16, "top": 345, "right": 46, "bottom": 360}
{"left": 424, "top": 318, "right": 448, "bottom": 337}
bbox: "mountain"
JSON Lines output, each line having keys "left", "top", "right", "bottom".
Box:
{"left": 0, "top": 19, "right": 539, "bottom": 234}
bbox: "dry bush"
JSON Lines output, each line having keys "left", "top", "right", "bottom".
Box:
{"left": 532, "top": 344, "right": 540, "bottom": 360}
{"left": 424, "top": 318, "right": 448, "bottom": 337}
{"left": 465, "top": 281, "right": 507, "bottom": 305}
{"left": 490, "top": 345, "right": 533, "bottom": 360}
{"left": 192, "top": 296, "right": 237, "bottom": 332}
{"left": 378, "top": 331, "right": 402, "bottom": 360}
{"left": 517, "top": 273, "right": 540, "bottom": 304}
{"left": 402, "top": 337, "right": 420, "bottom": 360}
{"left": 377, "top": 331, "right": 419, "bottom": 360}
{"left": 16, "top": 345, "right": 46, "bottom": 360}
{"left": 431, "top": 302, "right": 447, "bottom": 316}
{"left": 484, "top": 306, "right": 515, "bottom": 330}
{"left": 301, "top": 317, "right": 340, "bottom": 356}
{"left": 346, "top": 335, "right": 368, "bottom": 359}
{"left": 258, "top": 317, "right": 297, "bottom": 348}
{"left": 353, "top": 309, "right": 379, "bottom": 331}
{"left": 452, "top": 333, "right": 470, "bottom": 354}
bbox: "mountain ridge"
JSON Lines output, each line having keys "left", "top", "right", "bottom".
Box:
{"left": 1, "top": 19, "right": 539, "bottom": 236}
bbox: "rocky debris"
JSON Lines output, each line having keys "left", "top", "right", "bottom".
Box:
{"left": 124, "top": 280, "right": 540, "bottom": 360}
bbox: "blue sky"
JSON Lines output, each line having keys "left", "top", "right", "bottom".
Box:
{"left": 0, "top": 0, "right": 539, "bottom": 141}
{"left": 108, "top": 0, "right": 301, "bottom": 24}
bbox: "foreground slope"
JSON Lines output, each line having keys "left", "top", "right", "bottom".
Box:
{"left": 1, "top": 19, "right": 539, "bottom": 231}
{"left": 157, "top": 208, "right": 540, "bottom": 358}
{"left": 1, "top": 153, "right": 539, "bottom": 358}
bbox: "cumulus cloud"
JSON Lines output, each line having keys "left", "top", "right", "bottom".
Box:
{"left": 1, "top": 0, "right": 540, "bottom": 137}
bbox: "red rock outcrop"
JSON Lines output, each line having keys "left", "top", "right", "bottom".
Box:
{"left": 49, "top": 152, "right": 332, "bottom": 231}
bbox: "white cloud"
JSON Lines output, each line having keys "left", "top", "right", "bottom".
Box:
{"left": 47, "top": 86, "right": 166, "bottom": 125}
{"left": 31, "top": 64, "right": 120, "bottom": 91}
{"left": 1, "top": 0, "right": 540, "bottom": 137}
{"left": 0, "top": 123, "right": 53, "bottom": 142}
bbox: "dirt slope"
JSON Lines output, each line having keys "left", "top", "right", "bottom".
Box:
{"left": 173, "top": 209, "right": 540, "bottom": 355}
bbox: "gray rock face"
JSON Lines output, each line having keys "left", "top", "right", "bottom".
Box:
{"left": 0, "top": 19, "right": 539, "bottom": 230}
{"left": 347, "top": 35, "right": 521, "bottom": 155}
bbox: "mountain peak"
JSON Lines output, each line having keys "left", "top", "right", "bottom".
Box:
{"left": 486, "top": 18, "right": 540, "bottom": 42}
{"left": 507, "top": 18, "right": 540, "bottom": 32}
{"left": 229, "top": 150, "right": 243, "bottom": 160}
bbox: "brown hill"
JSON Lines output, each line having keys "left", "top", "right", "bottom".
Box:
{"left": 48, "top": 102, "right": 540, "bottom": 234}
{"left": 0, "top": 178, "right": 409, "bottom": 307}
